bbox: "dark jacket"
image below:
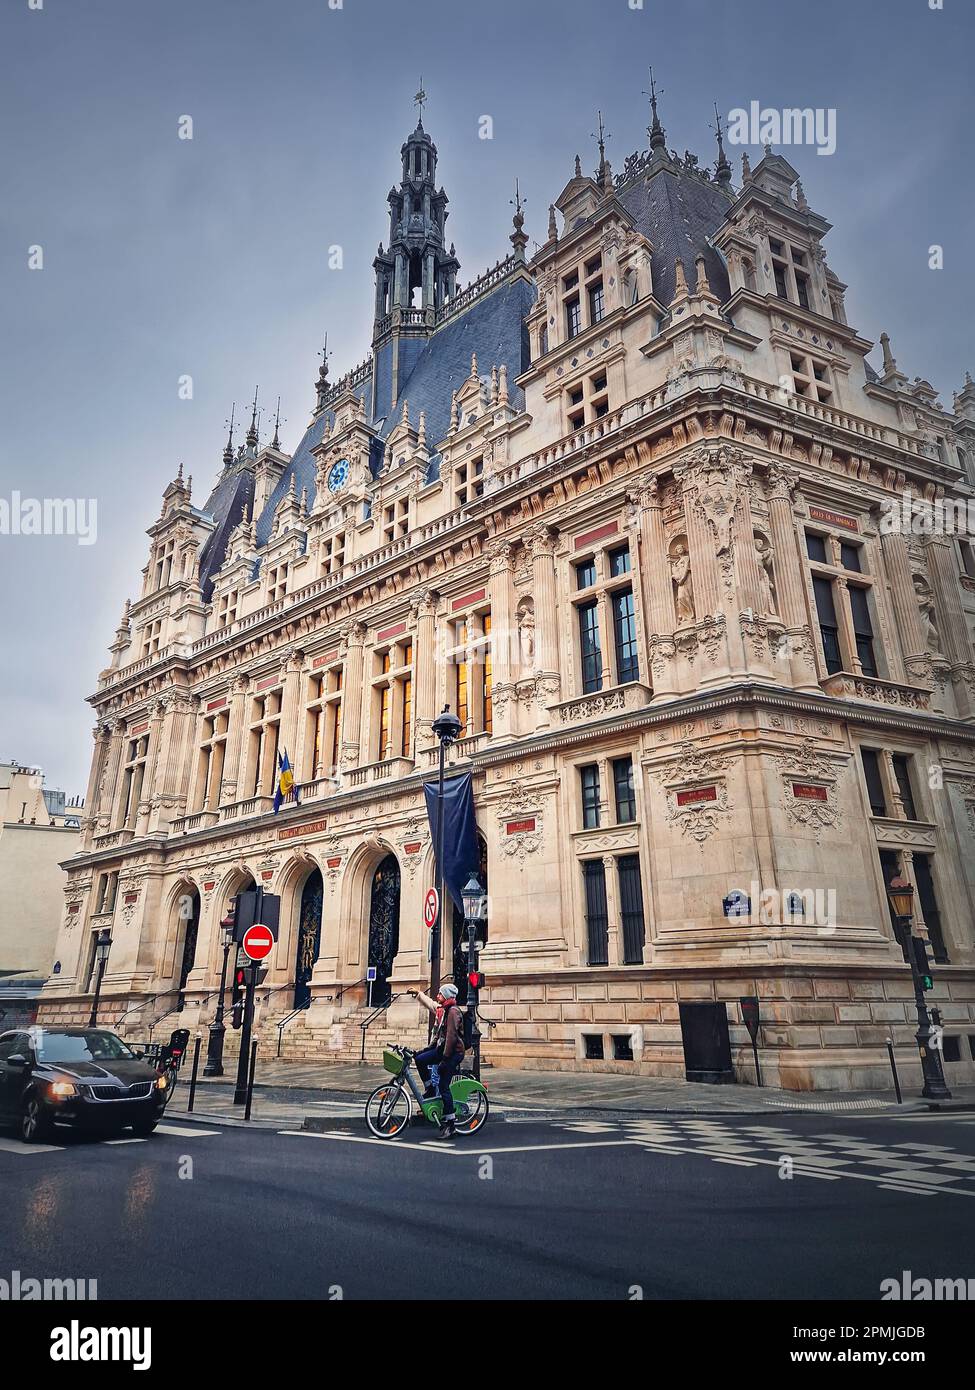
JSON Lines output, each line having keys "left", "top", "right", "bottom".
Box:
{"left": 438, "top": 1004, "right": 466, "bottom": 1061}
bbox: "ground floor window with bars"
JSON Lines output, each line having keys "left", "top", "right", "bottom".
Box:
{"left": 582, "top": 853, "right": 647, "bottom": 966}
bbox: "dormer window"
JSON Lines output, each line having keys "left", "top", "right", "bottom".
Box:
{"left": 153, "top": 538, "right": 175, "bottom": 591}
{"left": 382, "top": 496, "right": 409, "bottom": 543}
{"left": 790, "top": 352, "right": 833, "bottom": 404}
{"left": 216, "top": 589, "right": 238, "bottom": 629}
{"left": 265, "top": 562, "right": 288, "bottom": 603}
{"left": 453, "top": 456, "right": 483, "bottom": 508}
{"left": 770, "top": 238, "right": 815, "bottom": 309}
{"left": 320, "top": 530, "right": 346, "bottom": 576}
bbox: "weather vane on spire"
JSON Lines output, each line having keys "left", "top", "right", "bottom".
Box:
{"left": 591, "top": 109, "right": 611, "bottom": 166}
{"left": 643, "top": 66, "right": 667, "bottom": 152}
{"left": 414, "top": 77, "right": 427, "bottom": 121}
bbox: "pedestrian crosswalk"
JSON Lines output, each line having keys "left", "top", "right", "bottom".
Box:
{"left": 553, "top": 1115, "right": 975, "bottom": 1198}
{"left": 0, "top": 1122, "right": 225, "bottom": 1155}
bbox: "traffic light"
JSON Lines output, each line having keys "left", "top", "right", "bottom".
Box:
{"left": 231, "top": 966, "right": 247, "bottom": 1029}
{"left": 467, "top": 970, "right": 485, "bottom": 990}
{"left": 911, "top": 937, "right": 934, "bottom": 991}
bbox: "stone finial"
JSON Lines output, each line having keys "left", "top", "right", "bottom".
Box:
{"left": 418, "top": 410, "right": 427, "bottom": 448}
{"left": 470, "top": 352, "right": 478, "bottom": 378}
{"left": 401, "top": 397, "right": 409, "bottom": 425}
{"left": 673, "top": 257, "right": 689, "bottom": 299}
{"left": 548, "top": 204, "right": 558, "bottom": 241}
{"left": 450, "top": 390, "right": 459, "bottom": 431}
{"left": 880, "top": 332, "right": 897, "bottom": 375}
{"left": 795, "top": 179, "right": 808, "bottom": 210}
{"left": 490, "top": 365, "right": 499, "bottom": 404}
{"left": 574, "top": 154, "right": 582, "bottom": 178}
{"left": 741, "top": 151, "right": 752, "bottom": 182}
{"left": 499, "top": 363, "right": 509, "bottom": 405}
{"left": 695, "top": 254, "right": 711, "bottom": 295}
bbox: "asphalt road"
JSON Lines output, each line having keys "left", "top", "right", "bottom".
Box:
{"left": 1, "top": 1108, "right": 974, "bottom": 1300}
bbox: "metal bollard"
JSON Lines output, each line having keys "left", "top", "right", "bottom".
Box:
{"left": 186, "top": 1035, "right": 202, "bottom": 1113}
{"left": 885, "top": 1037, "right": 903, "bottom": 1105}
{"left": 244, "top": 1039, "right": 258, "bottom": 1121}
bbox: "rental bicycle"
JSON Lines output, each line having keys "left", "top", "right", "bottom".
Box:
{"left": 364, "top": 1045, "right": 489, "bottom": 1138}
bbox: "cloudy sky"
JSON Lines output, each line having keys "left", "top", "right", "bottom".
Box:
{"left": 1, "top": 0, "right": 972, "bottom": 796}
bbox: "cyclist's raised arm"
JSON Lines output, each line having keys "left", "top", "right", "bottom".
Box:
{"left": 413, "top": 989, "right": 437, "bottom": 1017}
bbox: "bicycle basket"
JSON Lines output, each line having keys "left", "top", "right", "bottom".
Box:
{"left": 382, "top": 1047, "right": 405, "bottom": 1076}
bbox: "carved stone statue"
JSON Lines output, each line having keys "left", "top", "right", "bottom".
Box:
{"left": 670, "top": 541, "right": 695, "bottom": 624}
{"left": 516, "top": 597, "right": 536, "bottom": 670}
{"left": 913, "top": 576, "right": 942, "bottom": 654}
{"left": 755, "top": 534, "right": 776, "bottom": 614}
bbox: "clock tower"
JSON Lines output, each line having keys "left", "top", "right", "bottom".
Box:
{"left": 371, "top": 99, "right": 460, "bottom": 421}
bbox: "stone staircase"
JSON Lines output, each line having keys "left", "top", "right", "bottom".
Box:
{"left": 251, "top": 1000, "right": 428, "bottom": 1065}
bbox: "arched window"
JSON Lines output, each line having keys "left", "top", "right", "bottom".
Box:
{"left": 368, "top": 855, "right": 401, "bottom": 1006}
{"left": 176, "top": 888, "right": 201, "bottom": 1010}
{"left": 294, "top": 869, "right": 323, "bottom": 1009}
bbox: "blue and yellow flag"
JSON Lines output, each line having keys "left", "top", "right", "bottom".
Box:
{"left": 273, "top": 748, "right": 300, "bottom": 814}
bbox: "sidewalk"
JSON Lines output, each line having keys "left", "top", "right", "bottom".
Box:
{"left": 171, "top": 1057, "right": 975, "bottom": 1125}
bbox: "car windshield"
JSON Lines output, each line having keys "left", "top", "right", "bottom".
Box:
{"left": 35, "top": 1031, "right": 136, "bottom": 1063}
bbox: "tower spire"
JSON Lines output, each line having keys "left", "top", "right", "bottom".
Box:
{"left": 712, "top": 102, "right": 732, "bottom": 187}
{"left": 591, "top": 109, "right": 613, "bottom": 193}
{"left": 644, "top": 67, "right": 667, "bottom": 155}
{"left": 509, "top": 178, "right": 529, "bottom": 260}
{"left": 271, "top": 396, "right": 284, "bottom": 451}
{"left": 223, "top": 403, "right": 236, "bottom": 465}
{"left": 414, "top": 76, "right": 427, "bottom": 129}
{"left": 246, "top": 386, "right": 259, "bottom": 449}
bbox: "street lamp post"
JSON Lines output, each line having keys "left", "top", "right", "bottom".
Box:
{"left": 886, "top": 875, "right": 951, "bottom": 1101}
{"left": 461, "top": 873, "right": 487, "bottom": 1081}
{"left": 429, "top": 704, "right": 462, "bottom": 1003}
{"left": 204, "top": 905, "right": 237, "bottom": 1077}
{"left": 88, "top": 929, "right": 112, "bottom": 1027}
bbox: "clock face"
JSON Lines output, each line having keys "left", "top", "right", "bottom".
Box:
{"left": 327, "top": 458, "right": 350, "bottom": 493}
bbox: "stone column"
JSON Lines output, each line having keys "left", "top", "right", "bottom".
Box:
{"left": 833, "top": 576, "right": 861, "bottom": 675}
{"left": 149, "top": 691, "right": 196, "bottom": 831}
{"left": 526, "top": 524, "right": 560, "bottom": 727}
{"left": 134, "top": 701, "right": 165, "bottom": 836}
{"left": 219, "top": 674, "right": 250, "bottom": 807}
{"left": 876, "top": 521, "right": 927, "bottom": 683}
{"left": 603, "top": 853, "right": 622, "bottom": 967}
{"left": 766, "top": 462, "right": 819, "bottom": 690}
{"left": 97, "top": 721, "right": 125, "bottom": 832}
{"left": 486, "top": 545, "right": 515, "bottom": 736}
{"left": 633, "top": 472, "right": 678, "bottom": 698}
{"left": 278, "top": 649, "right": 305, "bottom": 778}
{"left": 412, "top": 591, "right": 438, "bottom": 750}
{"left": 340, "top": 622, "right": 366, "bottom": 768}
{"left": 921, "top": 535, "right": 975, "bottom": 717}
{"left": 81, "top": 726, "right": 109, "bottom": 849}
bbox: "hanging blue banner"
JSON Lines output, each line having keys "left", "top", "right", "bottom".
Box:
{"left": 423, "top": 771, "right": 480, "bottom": 910}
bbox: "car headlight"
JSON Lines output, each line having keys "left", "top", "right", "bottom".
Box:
{"left": 49, "top": 1081, "right": 77, "bottom": 1099}
{"left": 155, "top": 1075, "right": 168, "bottom": 1091}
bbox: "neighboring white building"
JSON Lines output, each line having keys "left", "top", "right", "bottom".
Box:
{"left": 0, "top": 763, "right": 82, "bottom": 978}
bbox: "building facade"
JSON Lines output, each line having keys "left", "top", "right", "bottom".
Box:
{"left": 40, "top": 95, "right": 975, "bottom": 1090}
{"left": 0, "top": 762, "right": 82, "bottom": 1014}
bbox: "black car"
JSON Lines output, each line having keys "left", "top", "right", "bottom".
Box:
{"left": 0, "top": 1026, "right": 169, "bottom": 1143}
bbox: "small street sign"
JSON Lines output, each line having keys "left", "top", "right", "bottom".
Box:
{"left": 366, "top": 966, "right": 378, "bottom": 982}
{"left": 241, "top": 924, "right": 275, "bottom": 961}
{"left": 423, "top": 887, "right": 440, "bottom": 929}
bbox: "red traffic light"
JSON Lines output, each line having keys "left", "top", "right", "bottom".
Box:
{"left": 467, "top": 971, "right": 484, "bottom": 989}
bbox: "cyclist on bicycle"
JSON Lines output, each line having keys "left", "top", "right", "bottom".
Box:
{"left": 409, "top": 983, "right": 466, "bottom": 1139}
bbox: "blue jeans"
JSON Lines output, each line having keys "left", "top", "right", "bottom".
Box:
{"left": 415, "top": 1045, "right": 461, "bottom": 1116}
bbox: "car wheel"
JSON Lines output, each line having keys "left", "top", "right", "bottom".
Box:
{"left": 130, "top": 1119, "right": 159, "bottom": 1137}
{"left": 20, "top": 1093, "right": 55, "bottom": 1144}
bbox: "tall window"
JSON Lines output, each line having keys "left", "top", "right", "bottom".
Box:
{"left": 153, "top": 537, "right": 175, "bottom": 591}
{"left": 860, "top": 749, "right": 887, "bottom": 817}
{"left": 216, "top": 588, "right": 239, "bottom": 629}
{"left": 612, "top": 588, "right": 639, "bottom": 684}
{"left": 613, "top": 756, "right": 637, "bottom": 823}
{"left": 913, "top": 854, "right": 948, "bottom": 964}
{"left": 617, "top": 855, "right": 646, "bottom": 965}
{"left": 582, "top": 861, "right": 609, "bottom": 966}
{"left": 848, "top": 586, "right": 877, "bottom": 677}
{"left": 450, "top": 611, "right": 492, "bottom": 739}
{"left": 891, "top": 755, "right": 917, "bottom": 820}
{"left": 194, "top": 710, "right": 228, "bottom": 812}
{"left": 565, "top": 296, "right": 582, "bottom": 339}
{"left": 580, "top": 765, "right": 601, "bottom": 829}
{"left": 812, "top": 577, "right": 842, "bottom": 674}
{"left": 305, "top": 666, "right": 343, "bottom": 781}
{"left": 247, "top": 691, "right": 281, "bottom": 798}
{"left": 372, "top": 638, "right": 414, "bottom": 762}
{"left": 94, "top": 870, "right": 119, "bottom": 915}
{"left": 588, "top": 279, "right": 605, "bottom": 325}
{"left": 119, "top": 735, "right": 149, "bottom": 828}
{"left": 578, "top": 600, "right": 602, "bottom": 694}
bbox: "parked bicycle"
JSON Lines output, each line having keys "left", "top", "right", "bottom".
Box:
{"left": 365, "top": 1044, "right": 489, "bottom": 1138}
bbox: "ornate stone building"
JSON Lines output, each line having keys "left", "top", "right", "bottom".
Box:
{"left": 41, "top": 94, "right": 975, "bottom": 1090}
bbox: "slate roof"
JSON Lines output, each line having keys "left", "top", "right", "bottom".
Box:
{"left": 196, "top": 161, "right": 749, "bottom": 595}
{"left": 617, "top": 163, "right": 734, "bottom": 306}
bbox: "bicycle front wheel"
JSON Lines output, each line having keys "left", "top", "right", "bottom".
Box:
{"left": 365, "top": 1082, "right": 413, "bottom": 1138}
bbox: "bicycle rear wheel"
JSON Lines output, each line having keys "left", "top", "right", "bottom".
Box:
{"left": 453, "top": 1088, "right": 489, "bottom": 1135}
{"left": 365, "top": 1082, "right": 413, "bottom": 1138}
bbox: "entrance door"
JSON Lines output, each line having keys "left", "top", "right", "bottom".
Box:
{"left": 368, "top": 855, "right": 401, "bottom": 1006}
{"left": 294, "top": 869, "right": 324, "bottom": 1008}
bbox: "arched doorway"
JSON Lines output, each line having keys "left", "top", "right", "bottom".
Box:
{"left": 176, "top": 888, "right": 201, "bottom": 1010}
{"left": 451, "top": 835, "right": 488, "bottom": 1004}
{"left": 368, "top": 854, "right": 401, "bottom": 1006}
{"left": 294, "top": 868, "right": 323, "bottom": 1008}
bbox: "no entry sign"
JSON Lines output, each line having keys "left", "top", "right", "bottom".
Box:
{"left": 242, "top": 924, "right": 275, "bottom": 961}
{"left": 423, "top": 887, "right": 440, "bottom": 929}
